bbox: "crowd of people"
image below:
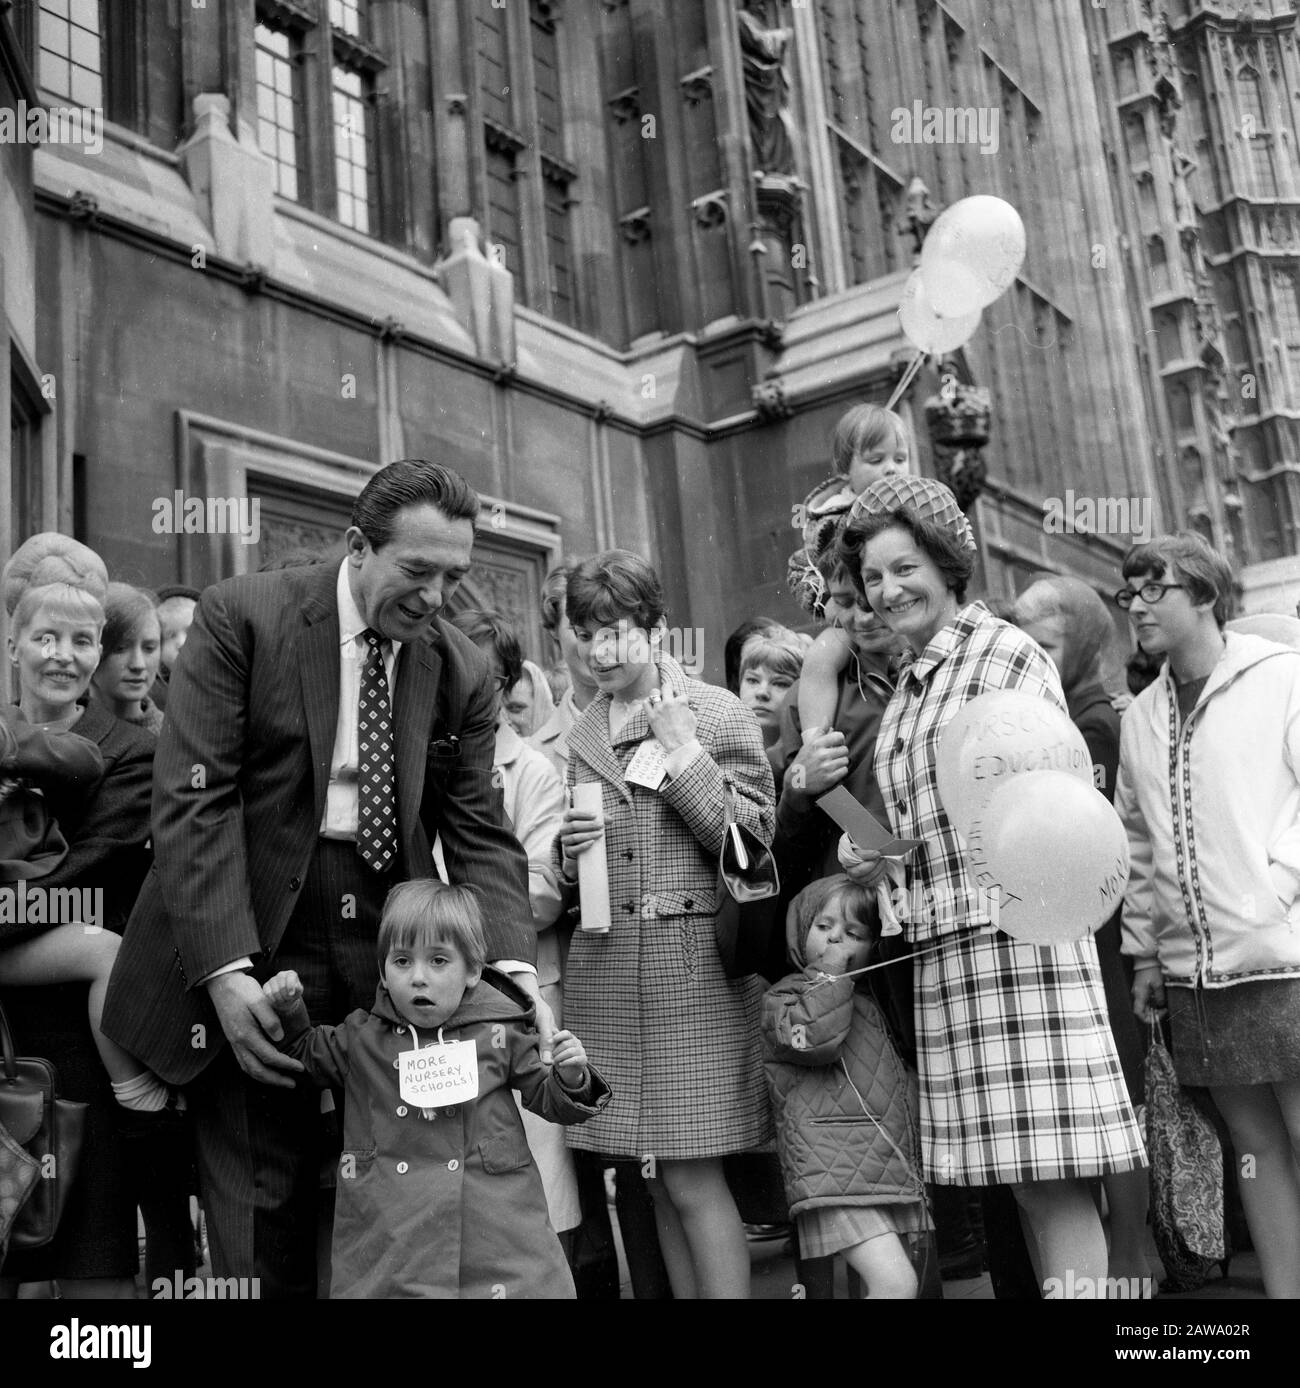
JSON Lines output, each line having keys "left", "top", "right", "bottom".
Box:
{"left": 0, "top": 421, "right": 1297, "bottom": 1301}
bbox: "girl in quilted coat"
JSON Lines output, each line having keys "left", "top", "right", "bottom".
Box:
{"left": 763, "top": 875, "right": 930, "bottom": 1297}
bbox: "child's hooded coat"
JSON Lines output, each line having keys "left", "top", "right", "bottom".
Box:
{"left": 282, "top": 968, "right": 610, "bottom": 1298}
{"left": 761, "top": 876, "right": 926, "bottom": 1216}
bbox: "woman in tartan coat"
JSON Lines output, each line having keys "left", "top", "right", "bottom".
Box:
{"left": 834, "top": 476, "right": 1146, "bottom": 1298}
{"left": 556, "top": 551, "right": 775, "bottom": 1299}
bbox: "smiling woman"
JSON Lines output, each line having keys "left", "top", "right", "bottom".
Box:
{"left": 555, "top": 549, "right": 776, "bottom": 1300}
{"left": 0, "top": 532, "right": 163, "bottom": 1301}
{"left": 832, "top": 476, "right": 1147, "bottom": 1299}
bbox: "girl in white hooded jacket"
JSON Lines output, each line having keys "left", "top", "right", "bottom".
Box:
{"left": 1115, "top": 532, "right": 1300, "bottom": 1298}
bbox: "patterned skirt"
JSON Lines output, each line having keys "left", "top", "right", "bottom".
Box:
{"left": 796, "top": 1200, "right": 932, "bottom": 1260}
{"left": 915, "top": 929, "right": 1147, "bottom": 1185}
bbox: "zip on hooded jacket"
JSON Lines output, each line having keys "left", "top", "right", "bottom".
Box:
{"left": 1116, "top": 632, "right": 1300, "bottom": 987}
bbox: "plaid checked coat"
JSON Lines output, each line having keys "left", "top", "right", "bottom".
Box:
{"left": 873, "top": 604, "right": 1146, "bottom": 1184}
{"left": 557, "top": 655, "right": 776, "bottom": 1159}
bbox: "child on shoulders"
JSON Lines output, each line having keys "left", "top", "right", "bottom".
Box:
{"left": 797, "top": 405, "right": 912, "bottom": 735}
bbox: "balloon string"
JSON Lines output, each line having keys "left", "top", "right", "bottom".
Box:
{"left": 812, "top": 925, "right": 997, "bottom": 986}
{"left": 885, "top": 348, "right": 926, "bottom": 411}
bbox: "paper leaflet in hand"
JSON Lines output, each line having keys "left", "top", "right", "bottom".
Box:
{"left": 815, "top": 786, "right": 922, "bottom": 857}
{"left": 571, "top": 782, "right": 611, "bottom": 933}
{"left": 817, "top": 786, "right": 921, "bottom": 938}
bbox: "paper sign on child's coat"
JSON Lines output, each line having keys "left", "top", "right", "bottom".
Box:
{"left": 399, "top": 1036, "right": 480, "bottom": 1109}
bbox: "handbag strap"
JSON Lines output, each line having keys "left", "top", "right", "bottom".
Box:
{"left": 0, "top": 998, "right": 17, "bottom": 1083}
{"left": 722, "top": 777, "right": 737, "bottom": 828}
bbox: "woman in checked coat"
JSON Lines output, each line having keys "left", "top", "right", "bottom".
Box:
{"left": 555, "top": 550, "right": 775, "bottom": 1299}
{"left": 834, "top": 477, "right": 1146, "bottom": 1298}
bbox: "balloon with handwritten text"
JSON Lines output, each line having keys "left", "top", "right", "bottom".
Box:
{"left": 963, "top": 770, "right": 1130, "bottom": 945}
{"left": 936, "top": 689, "right": 1092, "bottom": 838}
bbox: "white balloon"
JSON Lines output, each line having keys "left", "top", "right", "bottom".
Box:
{"left": 965, "top": 770, "right": 1131, "bottom": 946}
{"left": 920, "top": 195, "right": 1027, "bottom": 317}
{"left": 898, "top": 269, "right": 982, "bottom": 355}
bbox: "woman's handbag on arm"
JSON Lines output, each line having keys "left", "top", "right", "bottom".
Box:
{"left": 0, "top": 997, "right": 87, "bottom": 1251}
{"left": 714, "top": 781, "right": 781, "bottom": 980}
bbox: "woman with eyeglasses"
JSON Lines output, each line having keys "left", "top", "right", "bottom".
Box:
{"left": 1114, "top": 532, "right": 1300, "bottom": 1297}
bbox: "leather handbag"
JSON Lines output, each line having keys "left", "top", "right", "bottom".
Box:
{"left": 714, "top": 781, "right": 781, "bottom": 980}
{"left": 0, "top": 998, "right": 87, "bottom": 1251}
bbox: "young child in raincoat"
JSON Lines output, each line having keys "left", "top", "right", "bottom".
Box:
{"left": 264, "top": 878, "right": 610, "bottom": 1298}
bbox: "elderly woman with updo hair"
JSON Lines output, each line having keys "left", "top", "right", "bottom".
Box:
{"left": 0, "top": 535, "right": 159, "bottom": 1298}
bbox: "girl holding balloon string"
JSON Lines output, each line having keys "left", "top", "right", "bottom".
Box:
{"left": 832, "top": 475, "right": 1146, "bottom": 1298}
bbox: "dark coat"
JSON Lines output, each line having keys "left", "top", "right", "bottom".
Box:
{"left": 0, "top": 697, "right": 155, "bottom": 1282}
{"left": 0, "top": 698, "right": 154, "bottom": 937}
{"left": 282, "top": 970, "right": 611, "bottom": 1299}
{"left": 102, "top": 562, "right": 538, "bottom": 1084}
{"left": 1067, "top": 678, "right": 1143, "bottom": 1104}
{"left": 0, "top": 709, "right": 103, "bottom": 896}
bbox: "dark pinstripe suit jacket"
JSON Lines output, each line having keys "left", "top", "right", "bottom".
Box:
{"left": 102, "top": 562, "right": 536, "bottom": 1084}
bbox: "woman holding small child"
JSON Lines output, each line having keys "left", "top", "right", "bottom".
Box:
{"left": 0, "top": 535, "right": 163, "bottom": 1297}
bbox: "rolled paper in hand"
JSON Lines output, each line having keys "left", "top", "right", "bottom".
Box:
{"left": 572, "top": 782, "right": 611, "bottom": 934}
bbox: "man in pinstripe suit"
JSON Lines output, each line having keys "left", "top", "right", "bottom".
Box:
{"left": 103, "top": 460, "right": 547, "bottom": 1297}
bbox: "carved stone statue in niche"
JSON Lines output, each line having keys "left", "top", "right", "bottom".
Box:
{"left": 923, "top": 376, "right": 992, "bottom": 511}
{"left": 737, "top": 0, "right": 796, "bottom": 177}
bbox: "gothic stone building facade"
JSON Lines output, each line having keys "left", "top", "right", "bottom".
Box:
{"left": 4, "top": 0, "right": 1288, "bottom": 678}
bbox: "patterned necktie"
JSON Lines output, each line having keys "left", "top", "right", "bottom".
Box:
{"left": 357, "top": 629, "right": 397, "bottom": 873}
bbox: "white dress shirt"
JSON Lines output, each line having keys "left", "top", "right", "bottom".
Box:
{"left": 205, "top": 560, "right": 533, "bottom": 982}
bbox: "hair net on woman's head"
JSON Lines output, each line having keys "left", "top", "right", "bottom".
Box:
{"left": 2, "top": 533, "right": 109, "bottom": 616}
{"left": 1017, "top": 575, "right": 1111, "bottom": 694}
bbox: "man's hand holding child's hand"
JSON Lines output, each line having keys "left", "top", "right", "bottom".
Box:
{"left": 549, "top": 1029, "right": 589, "bottom": 1088}
{"left": 263, "top": 970, "right": 304, "bottom": 1015}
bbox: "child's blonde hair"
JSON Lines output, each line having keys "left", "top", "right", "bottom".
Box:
{"left": 830, "top": 404, "right": 911, "bottom": 476}
{"left": 376, "top": 880, "right": 488, "bottom": 976}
